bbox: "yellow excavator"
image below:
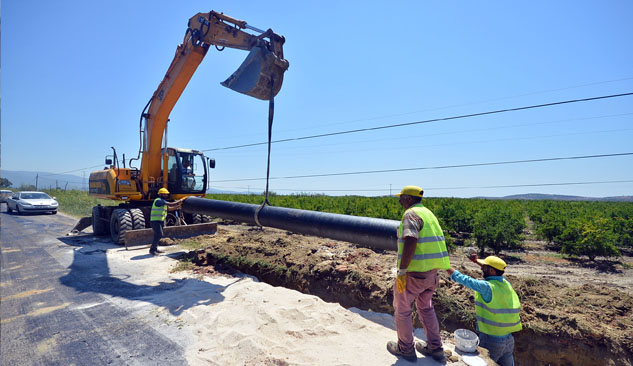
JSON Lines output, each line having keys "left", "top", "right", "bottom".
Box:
{"left": 77, "top": 11, "right": 289, "bottom": 244}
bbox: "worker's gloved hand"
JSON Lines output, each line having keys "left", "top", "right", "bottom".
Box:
{"left": 468, "top": 249, "right": 479, "bottom": 263}
{"left": 396, "top": 273, "right": 407, "bottom": 294}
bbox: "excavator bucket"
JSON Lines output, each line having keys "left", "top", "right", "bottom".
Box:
{"left": 221, "top": 45, "right": 285, "bottom": 100}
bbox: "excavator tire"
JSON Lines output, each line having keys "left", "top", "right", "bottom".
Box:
{"left": 185, "top": 213, "right": 212, "bottom": 224}
{"left": 110, "top": 208, "right": 133, "bottom": 244}
{"left": 201, "top": 215, "right": 213, "bottom": 223}
{"left": 191, "top": 214, "right": 202, "bottom": 224}
{"left": 129, "top": 208, "right": 146, "bottom": 230}
{"left": 92, "top": 206, "right": 108, "bottom": 236}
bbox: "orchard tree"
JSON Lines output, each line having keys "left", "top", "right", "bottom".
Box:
{"left": 0, "top": 178, "right": 12, "bottom": 188}
{"left": 561, "top": 218, "right": 620, "bottom": 261}
{"left": 473, "top": 205, "right": 526, "bottom": 255}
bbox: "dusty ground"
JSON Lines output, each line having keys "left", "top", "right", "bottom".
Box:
{"left": 172, "top": 222, "right": 633, "bottom": 366}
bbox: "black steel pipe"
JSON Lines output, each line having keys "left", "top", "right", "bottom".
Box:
{"left": 183, "top": 197, "right": 400, "bottom": 251}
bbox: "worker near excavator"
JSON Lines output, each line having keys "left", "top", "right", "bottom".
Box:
{"left": 149, "top": 188, "right": 183, "bottom": 255}
{"left": 387, "top": 185, "right": 450, "bottom": 362}
{"left": 446, "top": 254, "right": 522, "bottom": 366}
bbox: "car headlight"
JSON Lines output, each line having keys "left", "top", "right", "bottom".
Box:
{"left": 52, "top": 202, "right": 59, "bottom": 206}
{"left": 20, "top": 202, "right": 32, "bottom": 206}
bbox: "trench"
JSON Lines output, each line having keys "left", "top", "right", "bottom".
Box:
{"left": 185, "top": 248, "right": 631, "bottom": 366}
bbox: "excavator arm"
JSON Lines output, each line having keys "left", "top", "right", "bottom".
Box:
{"left": 140, "top": 10, "right": 289, "bottom": 197}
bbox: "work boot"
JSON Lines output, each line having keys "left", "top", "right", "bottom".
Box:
{"left": 387, "top": 341, "right": 417, "bottom": 362}
{"left": 415, "top": 341, "right": 445, "bottom": 361}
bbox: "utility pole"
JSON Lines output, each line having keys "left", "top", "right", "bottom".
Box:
{"left": 35, "top": 174, "right": 39, "bottom": 190}
{"left": 389, "top": 184, "right": 392, "bottom": 196}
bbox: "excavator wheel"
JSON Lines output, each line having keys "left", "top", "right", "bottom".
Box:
{"left": 201, "top": 215, "right": 213, "bottom": 223}
{"left": 129, "top": 208, "right": 146, "bottom": 230}
{"left": 185, "top": 213, "right": 213, "bottom": 224}
{"left": 110, "top": 209, "right": 133, "bottom": 244}
{"left": 92, "top": 206, "right": 108, "bottom": 236}
{"left": 190, "top": 214, "right": 202, "bottom": 224}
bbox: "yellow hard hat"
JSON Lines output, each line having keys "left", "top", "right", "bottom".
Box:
{"left": 477, "top": 256, "right": 507, "bottom": 271}
{"left": 158, "top": 188, "right": 170, "bottom": 195}
{"left": 395, "top": 185, "right": 424, "bottom": 197}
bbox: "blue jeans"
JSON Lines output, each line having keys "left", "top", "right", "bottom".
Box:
{"left": 479, "top": 333, "right": 515, "bottom": 366}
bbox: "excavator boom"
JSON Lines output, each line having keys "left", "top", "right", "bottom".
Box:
{"left": 83, "top": 10, "right": 288, "bottom": 245}
{"left": 141, "top": 10, "right": 289, "bottom": 198}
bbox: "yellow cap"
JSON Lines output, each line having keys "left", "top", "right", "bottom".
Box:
{"left": 395, "top": 185, "right": 424, "bottom": 197}
{"left": 477, "top": 256, "right": 507, "bottom": 271}
{"left": 158, "top": 188, "right": 170, "bottom": 195}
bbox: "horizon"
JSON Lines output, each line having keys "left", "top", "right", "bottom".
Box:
{"left": 2, "top": 168, "right": 631, "bottom": 202}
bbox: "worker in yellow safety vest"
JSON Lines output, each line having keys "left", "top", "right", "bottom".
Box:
{"left": 446, "top": 254, "right": 522, "bottom": 366}
{"left": 149, "top": 188, "right": 183, "bottom": 256}
{"left": 387, "top": 185, "right": 450, "bottom": 362}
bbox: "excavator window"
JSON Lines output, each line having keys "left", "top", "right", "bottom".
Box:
{"left": 165, "top": 150, "right": 207, "bottom": 194}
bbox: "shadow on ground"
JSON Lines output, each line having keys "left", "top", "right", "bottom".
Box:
{"left": 57, "top": 235, "right": 229, "bottom": 315}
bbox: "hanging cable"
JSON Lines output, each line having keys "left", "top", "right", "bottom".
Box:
{"left": 254, "top": 77, "right": 275, "bottom": 227}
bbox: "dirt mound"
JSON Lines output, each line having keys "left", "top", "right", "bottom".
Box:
{"left": 177, "top": 223, "right": 633, "bottom": 366}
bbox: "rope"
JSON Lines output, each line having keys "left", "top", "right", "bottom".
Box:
{"left": 254, "top": 77, "right": 275, "bottom": 227}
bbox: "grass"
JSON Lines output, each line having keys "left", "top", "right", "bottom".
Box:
{"left": 177, "top": 238, "right": 206, "bottom": 251}
{"left": 171, "top": 258, "right": 197, "bottom": 273}
{"left": 42, "top": 189, "right": 117, "bottom": 218}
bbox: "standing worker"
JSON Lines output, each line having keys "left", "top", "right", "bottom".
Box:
{"left": 149, "top": 188, "right": 183, "bottom": 256}
{"left": 446, "top": 254, "right": 522, "bottom": 366}
{"left": 387, "top": 185, "right": 450, "bottom": 362}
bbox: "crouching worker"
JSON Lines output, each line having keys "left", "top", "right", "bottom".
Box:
{"left": 149, "top": 188, "right": 183, "bottom": 256}
{"left": 387, "top": 185, "right": 450, "bottom": 362}
{"left": 446, "top": 254, "right": 522, "bottom": 366}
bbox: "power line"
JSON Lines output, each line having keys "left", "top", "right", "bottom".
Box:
{"left": 203, "top": 92, "right": 633, "bottom": 152}
{"left": 39, "top": 164, "right": 105, "bottom": 177}
{"left": 217, "top": 76, "right": 633, "bottom": 139}
{"left": 211, "top": 179, "right": 633, "bottom": 193}
{"left": 212, "top": 152, "right": 633, "bottom": 182}
{"left": 209, "top": 112, "right": 633, "bottom": 157}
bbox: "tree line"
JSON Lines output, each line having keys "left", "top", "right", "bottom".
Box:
{"left": 207, "top": 193, "right": 633, "bottom": 261}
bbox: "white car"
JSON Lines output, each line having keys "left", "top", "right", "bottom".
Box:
{"left": 0, "top": 189, "right": 12, "bottom": 203}
{"left": 7, "top": 191, "right": 59, "bottom": 215}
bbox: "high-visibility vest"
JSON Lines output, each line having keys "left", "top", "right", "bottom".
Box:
{"left": 475, "top": 278, "right": 522, "bottom": 336}
{"left": 150, "top": 198, "right": 167, "bottom": 222}
{"left": 397, "top": 204, "right": 450, "bottom": 272}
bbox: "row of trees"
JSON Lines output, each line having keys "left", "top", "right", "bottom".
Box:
{"left": 207, "top": 193, "right": 633, "bottom": 260}
{"left": 527, "top": 201, "right": 631, "bottom": 260}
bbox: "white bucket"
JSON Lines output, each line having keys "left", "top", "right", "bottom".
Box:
{"left": 454, "top": 328, "right": 479, "bottom": 353}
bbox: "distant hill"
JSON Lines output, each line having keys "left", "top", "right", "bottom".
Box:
{"left": 0, "top": 170, "right": 86, "bottom": 190}
{"left": 1, "top": 170, "right": 631, "bottom": 201}
{"left": 0, "top": 170, "right": 246, "bottom": 194}
{"left": 487, "top": 193, "right": 633, "bottom": 202}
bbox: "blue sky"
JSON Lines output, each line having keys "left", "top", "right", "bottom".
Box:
{"left": 2, "top": 1, "right": 632, "bottom": 198}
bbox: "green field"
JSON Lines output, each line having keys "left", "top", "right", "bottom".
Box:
{"left": 45, "top": 189, "right": 633, "bottom": 260}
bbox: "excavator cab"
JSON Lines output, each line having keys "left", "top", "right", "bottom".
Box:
{"left": 164, "top": 148, "right": 211, "bottom": 195}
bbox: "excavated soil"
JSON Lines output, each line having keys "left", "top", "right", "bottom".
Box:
{"left": 175, "top": 222, "right": 633, "bottom": 366}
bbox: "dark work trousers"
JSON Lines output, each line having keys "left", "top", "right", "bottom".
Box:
{"left": 150, "top": 220, "right": 164, "bottom": 252}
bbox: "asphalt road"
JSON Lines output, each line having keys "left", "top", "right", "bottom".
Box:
{"left": 0, "top": 205, "right": 187, "bottom": 365}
